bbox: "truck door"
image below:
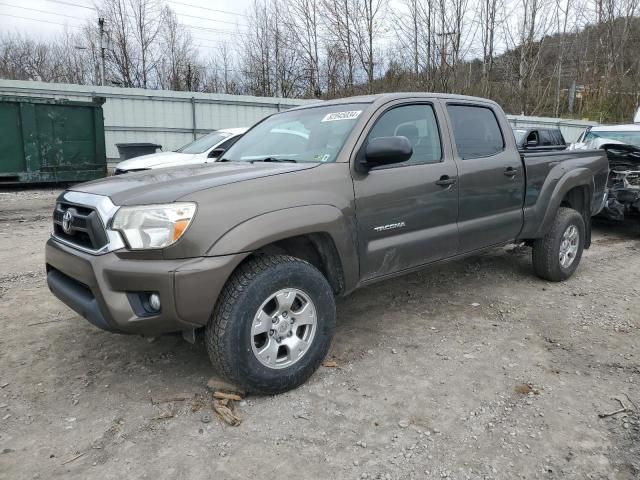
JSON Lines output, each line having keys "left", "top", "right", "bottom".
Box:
{"left": 352, "top": 102, "right": 459, "bottom": 281}
{"left": 445, "top": 103, "right": 525, "bottom": 252}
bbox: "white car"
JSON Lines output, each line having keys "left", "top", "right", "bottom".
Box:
{"left": 570, "top": 124, "right": 640, "bottom": 150}
{"left": 113, "top": 128, "right": 247, "bottom": 174}
{"left": 570, "top": 107, "right": 640, "bottom": 150}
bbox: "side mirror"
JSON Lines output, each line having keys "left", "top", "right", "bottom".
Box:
{"left": 360, "top": 136, "right": 413, "bottom": 171}
{"left": 208, "top": 148, "right": 225, "bottom": 159}
{"left": 526, "top": 139, "right": 538, "bottom": 148}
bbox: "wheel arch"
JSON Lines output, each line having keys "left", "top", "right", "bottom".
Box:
{"left": 248, "top": 233, "right": 346, "bottom": 295}
{"left": 206, "top": 205, "right": 359, "bottom": 294}
{"left": 559, "top": 184, "right": 592, "bottom": 248}
{"left": 520, "top": 168, "right": 594, "bottom": 244}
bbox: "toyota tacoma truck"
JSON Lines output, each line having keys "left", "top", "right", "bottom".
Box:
{"left": 46, "top": 93, "right": 608, "bottom": 394}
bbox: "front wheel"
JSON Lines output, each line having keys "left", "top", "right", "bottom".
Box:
{"left": 532, "top": 207, "right": 585, "bottom": 282}
{"left": 205, "top": 255, "right": 336, "bottom": 395}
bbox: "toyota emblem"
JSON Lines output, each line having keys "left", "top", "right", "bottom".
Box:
{"left": 62, "top": 210, "right": 74, "bottom": 234}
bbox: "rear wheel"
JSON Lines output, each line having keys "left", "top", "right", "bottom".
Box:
{"left": 532, "top": 207, "right": 585, "bottom": 282}
{"left": 205, "top": 255, "right": 335, "bottom": 395}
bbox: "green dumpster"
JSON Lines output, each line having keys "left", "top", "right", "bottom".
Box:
{"left": 0, "top": 95, "right": 107, "bottom": 184}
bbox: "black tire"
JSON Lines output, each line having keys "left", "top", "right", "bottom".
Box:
{"left": 205, "top": 254, "right": 336, "bottom": 395}
{"left": 532, "top": 207, "right": 585, "bottom": 282}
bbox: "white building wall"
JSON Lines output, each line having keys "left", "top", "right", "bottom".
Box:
{"left": 0, "top": 79, "right": 315, "bottom": 162}
{"left": 0, "top": 80, "right": 598, "bottom": 160}
{"left": 507, "top": 115, "right": 597, "bottom": 142}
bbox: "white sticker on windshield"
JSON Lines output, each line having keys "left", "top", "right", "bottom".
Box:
{"left": 321, "top": 110, "right": 362, "bottom": 122}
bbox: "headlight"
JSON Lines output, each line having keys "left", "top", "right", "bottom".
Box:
{"left": 111, "top": 203, "right": 196, "bottom": 250}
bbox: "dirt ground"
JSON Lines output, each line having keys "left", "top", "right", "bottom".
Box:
{"left": 0, "top": 188, "right": 638, "bottom": 480}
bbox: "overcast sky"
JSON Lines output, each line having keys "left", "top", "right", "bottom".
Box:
{"left": 0, "top": 0, "right": 255, "bottom": 57}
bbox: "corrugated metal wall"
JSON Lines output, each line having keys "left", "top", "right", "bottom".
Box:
{"left": 0, "top": 80, "right": 314, "bottom": 162}
{"left": 0, "top": 80, "right": 597, "bottom": 161}
{"left": 507, "top": 115, "right": 597, "bottom": 142}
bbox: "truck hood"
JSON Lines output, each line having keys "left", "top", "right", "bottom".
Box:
{"left": 115, "top": 151, "right": 198, "bottom": 170}
{"left": 71, "top": 162, "right": 319, "bottom": 205}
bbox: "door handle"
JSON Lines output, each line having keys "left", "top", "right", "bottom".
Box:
{"left": 504, "top": 167, "right": 518, "bottom": 177}
{"left": 435, "top": 175, "right": 457, "bottom": 187}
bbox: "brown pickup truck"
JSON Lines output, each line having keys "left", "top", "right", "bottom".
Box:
{"left": 46, "top": 93, "right": 608, "bottom": 394}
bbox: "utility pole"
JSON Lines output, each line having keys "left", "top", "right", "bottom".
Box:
{"left": 568, "top": 79, "right": 576, "bottom": 114}
{"left": 98, "top": 17, "right": 106, "bottom": 86}
{"left": 435, "top": 31, "right": 456, "bottom": 69}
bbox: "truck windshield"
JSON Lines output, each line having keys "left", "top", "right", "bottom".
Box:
{"left": 175, "top": 131, "right": 232, "bottom": 154}
{"left": 222, "top": 103, "right": 369, "bottom": 163}
{"left": 584, "top": 130, "right": 640, "bottom": 147}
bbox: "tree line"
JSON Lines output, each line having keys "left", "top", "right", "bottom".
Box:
{"left": 1, "top": 0, "right": 639, "bottom": 122}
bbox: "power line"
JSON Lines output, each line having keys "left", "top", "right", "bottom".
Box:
{"left": 42, "top": 0, "right": 95, "bottom": 10}
{"left": 166, "top": 0, "right": 247, "bottom": 18}
{"left": 0, "top": 12, "right": 246, "bottom": 47}
{"left": 0, "top": 12, "right": 83, "bottom": 29}
{"left": 174, "top": 10, "right": 246, "bottom": 28}
{"left": 40, "top": 0, "right": 248, "bottom": 33}
{"left": 180, "top": 23, "right": 246, "bottom": 37}
{"left": 0, "top": 2, "right": 88, "bottom": 21}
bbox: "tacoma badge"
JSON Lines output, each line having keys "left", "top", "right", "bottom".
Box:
{"left": 373, "top": 222, "right": 406, "bottom": 232}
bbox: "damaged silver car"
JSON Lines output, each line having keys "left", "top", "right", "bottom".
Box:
{"left": 601, "top": 143, "right": 640, "bottom": 221}
{"left": 571, "top": 117, "right": 640, "bottom": 222}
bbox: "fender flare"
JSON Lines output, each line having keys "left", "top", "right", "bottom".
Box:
{"left": 533, "top": 168, "right": 593, "bottom": 238}
{"left": 206, "top": 204, "right": 359, "bottom": 291}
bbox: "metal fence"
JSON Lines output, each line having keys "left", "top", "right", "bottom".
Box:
{"left": 506, "top": 115, "right": 597, "bottom": 142}
{"left": 0, "top": 80, "right": 598, "bottom": 163}
{"left": 0, "top": 80, "right": 314, "bottom": 163}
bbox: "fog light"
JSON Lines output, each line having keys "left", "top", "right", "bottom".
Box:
{"left": 148, "top": 293, "right": 161, "bottom": 312}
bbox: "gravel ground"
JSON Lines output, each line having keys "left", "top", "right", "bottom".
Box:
{"left": 0, "top": 188, "right": 639, "bottom": 480}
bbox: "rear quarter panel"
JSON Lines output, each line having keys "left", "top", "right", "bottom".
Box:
{"left": 519, "top": 149, "right": 608, "bottom": 239}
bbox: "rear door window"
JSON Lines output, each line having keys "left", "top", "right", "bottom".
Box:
{"left": 447, "top": 105, "right": 505, "bottom": 159}
{"left": 539, "top": 130, "right": 554, "bottom": 146}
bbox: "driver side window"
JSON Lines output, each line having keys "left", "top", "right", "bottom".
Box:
{"left": 366, "top": 104, "right": 442, "bottom": 166}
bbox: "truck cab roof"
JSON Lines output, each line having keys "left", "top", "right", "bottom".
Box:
{"left": 288, "top": 92, "right": 502, "bottom": 111}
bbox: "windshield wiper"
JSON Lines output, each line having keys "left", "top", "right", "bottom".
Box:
{"left": 250, "top": 157, "right": 297, "bottom": 163}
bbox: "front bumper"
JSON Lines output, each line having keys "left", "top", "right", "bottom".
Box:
{"left": 598, "top": 190, "right": 640, "bottom": 221}
{"left": 45, "top": 238, "right": 245, "bottom": 335}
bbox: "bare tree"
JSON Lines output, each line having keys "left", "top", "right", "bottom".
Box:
{"left": 504, "top": 0, "right": 552, "bottom": 113}
{"left": 129, "top": 0, "right": 162, "bottom": 88}
{"left": 284, "top": 0, "right": 322, "bottom": 96}
{"left": 240, "top": 0, "right": 306, "bottom": 98}
{"left": 212, "top": 41, "right": 240, "bottom": 94}
{"left": 322, "top": 0, "right": 356, "bottom": 92}
{"left": 243, "top": 0, "right": 273, "bottom": 96}
{"left": 478, "top": 0, "right": 504, "bottom": 96}
{"left": 157, "top": 6, "right": 194, "bottom": 91}
{"left": 352, "top": 0, "right": 386, "bottom": 91}
{"left": 54, "top": 30, "right": 99, "bottom": 85}
{"left": 1, "top": 0, "right": 639, "bottom": 120}
{"left": 553, "top": 0, "right": 572, "bottom": 116}
{"left": 98, "top": 0, "right": 136, "bottom": 86}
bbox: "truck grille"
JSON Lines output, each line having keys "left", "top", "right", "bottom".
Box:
{"left": 53, "top": 201, "right": 109, "bottom": 251}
